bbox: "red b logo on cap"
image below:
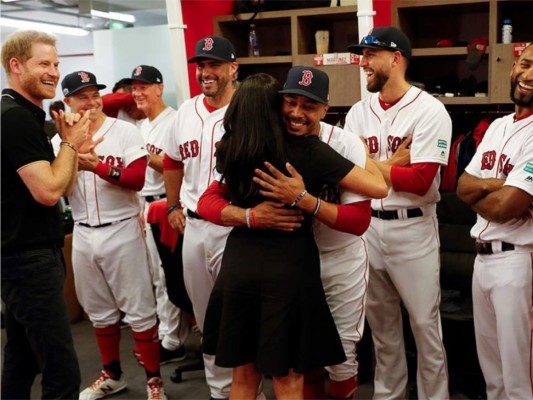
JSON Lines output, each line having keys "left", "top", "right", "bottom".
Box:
{"left": 79, "top": 71, "right": 90, "bottom": 83}
{"left": 299, "top": 70, "right": 313, "bottom": 87}
{"left": 203, "top": 38, "right": 214, "bottom": 51}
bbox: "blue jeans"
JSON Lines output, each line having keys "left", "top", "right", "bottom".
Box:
{"left": 1, "top": 246, "right": 81, "bottom": 399}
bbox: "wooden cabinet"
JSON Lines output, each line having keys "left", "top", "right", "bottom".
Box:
{"left": 392, "top": 0, "right": 529, "bottom": 105}
{"left": 213, "top": 5, "right": 361, "bottom": 107}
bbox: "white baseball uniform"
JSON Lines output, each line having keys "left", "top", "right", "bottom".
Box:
{"left": 345, "top": 86, "right": 451, "bottom": 399}
{"left": 139, "top": 106, "right": 189, "bottom": 351}
{"left": 314, "top": 122, "right": 369, "bottom": 385}
{"left": 164, "top": 94, "right": 233, "bottom": 399}
{"left": 68, "top": 117, "right": 157, "bottom": 332}
{"left": 464, "top": 112, "right": 533, "bottom": 400}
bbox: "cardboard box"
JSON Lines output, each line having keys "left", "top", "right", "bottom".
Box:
{"left": 314, "top": 52, "right": 359, "bottom": 66}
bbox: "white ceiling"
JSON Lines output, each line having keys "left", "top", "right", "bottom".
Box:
{"left": 1, "top": 0, "right": 168, "bottom": 35}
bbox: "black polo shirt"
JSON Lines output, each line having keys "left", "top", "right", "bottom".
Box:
{"left": 1, "top": 89, "right": 64, "bottom": 250}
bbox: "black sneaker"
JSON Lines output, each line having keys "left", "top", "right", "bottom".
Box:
{"left": 160, "top": 344, "right": 187, "bottom": 365}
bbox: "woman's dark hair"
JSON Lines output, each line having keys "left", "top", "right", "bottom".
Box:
{"left": 216, "top": 73, "right": 287, "bottom": 205}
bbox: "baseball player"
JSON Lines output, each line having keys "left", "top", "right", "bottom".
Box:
{"left": 344, "top": 26, "right": 451, "bottom": 399}
{"left": 102, "top": 78, "right": 145, "bottom": 127}
{"left": 457, "top": 43, "right": 533, "bottom": 400}
{"left": 162, "top": 36, "right": 238, "bottom": 399}
{"left": 61, "top": 71, "right": 167, "bottom": 400}
{"left": 127, "top": 64, "right": 190, "bottom": 365}
{"left": 196, "top": 66, "right": 398, "bottom": 399}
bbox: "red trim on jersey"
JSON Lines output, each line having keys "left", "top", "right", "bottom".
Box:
{"left": 195, "top": 97, "right": 206, "bottom": 180}
{"left": 390, "top": 89, "right": 424, "bottom": 126}
{"left": 333, "top": 200, "right": 371, "bottom": 236}
{"left": 93, "top": 157, "right": 147, "bottom": 191}
{"left": 390, "top": 162, "right": 440, "bottom": 196}
{"left": 203, "top": 96, "right": 220, "bottom": 113}
{"left": 324, "top": 124, "right": 335, "bottom": 144}
{"left": 197, "top": 180, "right": 230, "bottom": 225}
{"left": 514, "top": 109, "right": 533, "bottom": 122}
{"left": 208, "top": 119, "right": 224, "bottom": 187}
{"left": 378, "top": 96, "right": 402, "bottom": 110}
{"left": 163, "top": 154, "right": 184, "bottom": 170}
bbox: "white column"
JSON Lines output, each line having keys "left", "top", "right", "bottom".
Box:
{"left": 166, "top": 0, "right": 190, "bottom": 107}
{"left": 357, "top": 0, "right": 374, "bottom": 100}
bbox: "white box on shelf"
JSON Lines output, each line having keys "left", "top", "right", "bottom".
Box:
{"left": 314, "top": 52, "right": 359, "bottom": 66}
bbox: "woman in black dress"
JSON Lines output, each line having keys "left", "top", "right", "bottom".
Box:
{"left": 201, "top": 73, "right": 387, "bottom": 399}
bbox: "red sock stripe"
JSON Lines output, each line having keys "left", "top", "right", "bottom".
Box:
{"left": 94, "top": 323, "right": 121, "bottom": 366}
{"left": 132, "top": 325, "right": 160, "bottom": 375}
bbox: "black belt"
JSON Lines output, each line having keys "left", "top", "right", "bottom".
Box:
{"left": 475, "top": 241, "right": 515, "bottom": 255}
{"left": 371, "top": 208, "right": 423, "bottom": 220}
{"left": 186, "top": 209, "right": 204, "bottom": 220}
{"left": 78, "top": 216, "right": 133, "bottom": 229}
{"left": 144, "top": 194, "right": 166, "bottom": 203}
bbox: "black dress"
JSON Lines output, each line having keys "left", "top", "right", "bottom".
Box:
{"left": 202, "top": 135, "right": 353, "bottom": 376}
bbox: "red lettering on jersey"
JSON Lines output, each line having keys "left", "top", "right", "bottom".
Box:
{"left": 367, "top": 136, "right": 379, "bottom": 154}
{"left": 498, "top": 153, "right": 514, "bottom": 176}
{"left": 203, "top": 38, "right": 214, "bottom": 51}
{"left": 180, "top": 142, "right": 191, "bottom": 160}
{"left": 387, "top": 135, "right": 403, "bottom": 153}
{"left": 299, "top": 70, "right": 314, "bottom": 86}
{"left": 146, "top": 144, "right": 163, "bottom": 155}
{"left": 481, "top": 150, "right": 496, "bottom": 170}
{"left": 178, "top": 140, "right": 200, "bottom": 161}
{"left": 98, "top": 155, "right": 123, "bottom": 167}
{"left": 190, "top": 140, "right": 199, "bottom": 157}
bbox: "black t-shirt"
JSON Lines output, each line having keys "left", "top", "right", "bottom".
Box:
{"left": 1, "top": 89, "right": 64, "bottom": 250}
{"left": 229, "top": 134, "right": 354, "bottom": 207}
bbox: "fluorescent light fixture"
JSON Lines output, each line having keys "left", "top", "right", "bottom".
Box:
{"left": 0, "top": 17, "right": 89, "bottom": 36}
{"left": 90, "top": 9, "right": 135, "bottom": 24}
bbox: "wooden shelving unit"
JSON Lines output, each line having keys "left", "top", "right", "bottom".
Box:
{"left": 214, "top": 5, "right": 360, "bottom": 107}
{"left": 392, "top": 0, "right": 529, "bottom": 105}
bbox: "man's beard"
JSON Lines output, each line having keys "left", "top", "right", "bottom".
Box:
{"left": 367, "top": 70, "right": 388, "bottom": 93}
{"left": 510, "top": 78, "right": 533, "bottom": 107}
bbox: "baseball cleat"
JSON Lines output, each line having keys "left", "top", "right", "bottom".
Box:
{"left": 147, "top": 377, "right": 167, "bottom": 400}
{"left": 79, "top": 370, "right": 127, "bottom": 400}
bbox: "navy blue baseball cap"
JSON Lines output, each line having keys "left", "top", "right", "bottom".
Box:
{"left": 124, "top": 65, "right": 163, "bottom": 84}
{"left": 188, "top": 35, "right": 236, "bottom": 63}
{"left": 279, "top": 66, "right": 329, "bottom": 104}
{"left": 61, "top": 71, "right": 106, "bottom": 97}
{"left": 348, "top": 26, "right": 412, "bottom": 60}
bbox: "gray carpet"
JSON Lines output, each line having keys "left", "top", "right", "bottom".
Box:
{"left": 2, "top": 319, "right": 475, "bottom": 399}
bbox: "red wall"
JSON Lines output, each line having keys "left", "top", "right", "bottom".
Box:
{"left": 181, "top": 0, "right": 392, "bottom": 96}
{"left": 181, "top": 0, "right": 235, "bottom": 97}
{"left": 374, "top": 0, "right": 392, "bottom": 26}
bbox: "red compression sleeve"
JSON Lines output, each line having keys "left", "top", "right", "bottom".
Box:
{"left": 390, "top": 162, "right": 440, "bottom": 196}
{"left": 163, "top": 154, "right": 184, "bottom": 171}
{"left": 197, "top": 180, "right": 230, "bottom": 225}
{"left": 333, "top": 200, "right": 371, "bottom": 236}
{"left": 102, "top": 92, "right": 136, "bottom": 118}
{"left": 94, "top": 157, "right": 147, "bottom": 191}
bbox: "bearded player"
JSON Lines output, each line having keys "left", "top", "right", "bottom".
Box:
{"left": 457, "top": 43, "right": 533, "bottom": 400}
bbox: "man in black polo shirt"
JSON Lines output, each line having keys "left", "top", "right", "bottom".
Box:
{"left": 1, "top": 30, "right": 89, "bottom": 398}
